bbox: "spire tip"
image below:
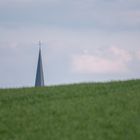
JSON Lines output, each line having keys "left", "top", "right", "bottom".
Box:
{"left": 39, "top": 41, "right": 41, "bottom": 49}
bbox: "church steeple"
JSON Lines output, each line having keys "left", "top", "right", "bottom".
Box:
{"left": 35, "top": 41, "right": 45, "bottom": 87}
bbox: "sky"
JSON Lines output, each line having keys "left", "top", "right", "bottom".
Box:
{"left": 0, "top": 0, "right": 140, "bottom": 88}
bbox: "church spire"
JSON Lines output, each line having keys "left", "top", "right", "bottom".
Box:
{"left": 35, "top": 41, "right": 45, "bottom": 87}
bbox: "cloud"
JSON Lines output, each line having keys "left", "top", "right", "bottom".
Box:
{"left": 71, "top": 47, "right": 133, "bottom": 74}
{"left": 109, "top": 46, "right": 132, "bottom": 61}
{"left": 0, "top": 0, "right": 140, "bottom": 30}
{"left": 135, "top": 50, "right": 140, "bottom": 60}
{"left": 0, "top": 0, "right": 57, "bottom": 5}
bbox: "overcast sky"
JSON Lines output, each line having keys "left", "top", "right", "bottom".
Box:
{"left": 0, "top": 0, "right": 140, "bottom": 87}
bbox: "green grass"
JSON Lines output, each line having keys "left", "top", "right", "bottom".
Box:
{"left": 0, "top": 80, "right": 140, "bottom": 140}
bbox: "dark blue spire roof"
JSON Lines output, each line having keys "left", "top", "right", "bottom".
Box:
{"left": 35, "top": 46, "right": 45, "bottom": 87}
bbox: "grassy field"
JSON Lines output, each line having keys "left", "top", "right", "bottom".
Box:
{"left": 0, "top": 80, "right": 140, "bottom": 140}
